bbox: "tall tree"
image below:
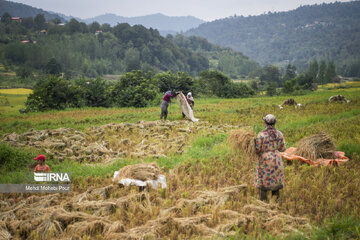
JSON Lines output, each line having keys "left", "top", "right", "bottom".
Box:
{"left": 260, "top": 65, "right": 281, "bottom": 86}
{"left": 124, "top": 48, "right": 141, "bottom": 72}
{"left": 21, "top": 17, "right": 34, "bottom": 29}
{"left": 283, "top": 64, "right": 297, "bottom": 81}
{"left": 45, "top": 57, "right": 62, "bottom": 76}
{"left": 318, "top": 60, "right": 327, "bottom": 84}
{"left": 89, "top": 21, "right": 100, "bottom": 33}
{"left": 307, "top": 60, "right": 319, "bottom": 83}
{"left": 325, "top": 61, "right": 337, "bottom": 83}
{"left": 34, "top": 14, "right": 46, "bottom": 30}
{"left": 66, "top": 18, "right": 81, "bottom": 34}
{"left": 1, "top": 12, "right": 12, "bottom": 25}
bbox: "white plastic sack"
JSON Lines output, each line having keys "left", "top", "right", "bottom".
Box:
{"left": 113, "top": 171, "right": 167, "bottom": 189}
{"left": 176, "top": 92, "right": 199, "bottom": 122}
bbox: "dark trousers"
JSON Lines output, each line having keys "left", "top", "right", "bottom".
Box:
{"left": 161, "top": 110, "right": 168, "bottom": 120}
{"left": 260, "top": 189, "right": 280, "bottom": 201}
{"left": 160, "top": 101, "right": 169, "bottom": 120}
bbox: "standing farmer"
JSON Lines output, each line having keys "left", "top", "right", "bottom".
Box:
{"left": 160, "top": 91, "right": 178, "bottom": 120}
{"left": 254, "top": 114, "right": 286, "bottom": 201}
{"left": 182, "top": 92, "right": 195, "bottom": 118}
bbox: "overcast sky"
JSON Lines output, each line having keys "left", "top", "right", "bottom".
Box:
{"left": 10, "top": 0, "right": 353, "bottom": 21}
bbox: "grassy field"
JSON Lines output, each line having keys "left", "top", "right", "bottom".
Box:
{"left": 1, "top": 82, "right": 360, "bottom": 239}
{"left": 0, "top": 88, "right": 33, "bottom": 114}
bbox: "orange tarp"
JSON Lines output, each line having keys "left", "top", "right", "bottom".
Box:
{"left": 281, "top": 147, "right": 349, "bottom": 166}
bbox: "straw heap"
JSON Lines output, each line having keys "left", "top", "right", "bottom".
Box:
{"left": 228, "top": 129, "right": 257, "bottom": 159}
{"left": 114, "top": 162, "right": 161, "bottom": 181}
{"left": 295, "top": 133, "right": 336, "bottom": 160}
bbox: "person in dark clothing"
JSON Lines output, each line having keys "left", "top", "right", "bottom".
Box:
{"left": 160, "top": 91, "right": 178, "bottom": 120}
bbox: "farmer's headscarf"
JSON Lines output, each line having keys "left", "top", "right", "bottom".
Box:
{"left": 164, "top": 91, "right": 171, "bottom": 98}
{"left": 187, "top": 92, "right": 194, "bottom": 102}
{"left": 263, "top": 114, "right": 278, "bottom": 140}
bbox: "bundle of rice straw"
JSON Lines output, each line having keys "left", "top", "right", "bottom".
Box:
{"left": 283, "top": 98, "right": 297, "bottom": 106}
{"left": 114, "top": 163, "right": 161, "bottom": 182}
{"left": 295, "top": 133, "right": 336, "bottom": 160}
{"left": 228, "top": 129, "right": 257, "bottom": 159}
{"left": 328, "top": 95, "right": 346, "bottom": 102}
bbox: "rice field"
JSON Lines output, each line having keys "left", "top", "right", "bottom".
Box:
{"left": 0, "top": 88, "right": 33, "bottom": 95}
{"left": 0, "top": 83, "right": 360, "bottom": 239}
{"left": 0, "top": 88, "right": 32, "bottom": 114}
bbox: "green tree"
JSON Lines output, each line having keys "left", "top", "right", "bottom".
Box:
{"left": 318, "top": 60, "right": 326, "bottom": 84}
{"left": 111, "top": 70, "right": 159, "bottom": 108}
{"left": 66, "top": 18, "right": 82, "bottom": 34}
{"left": 283, "top": 64, "right": 297, "bottom": 81}
{"left": 89, "top": 21, "right": 100, "bottom": 33}
{"left": 25, "top": 76, "right": 82, "bottom": 112}
{"left": 266, "top": 82, "right": 277, "bottom": 96}
{"left": 325, "top": 61, "right": 337, "bottom": 83}
{"left": 297, "top": 73, "right": 313, "bottom": 90}
{"left": 21, "top": 17, "right": 34, "bottom": 29}
{"left": 100, "top": 23, "right": 111, "bottom": 32}
{"left": 155, "top": 71, "right": 176, "bottom": 93}
{"left": 124, "top": 48, "right": 140, "bottom": 72}
{"left": 1, "top": 12, "right": 11, "bottom": 25}
{"left": 307, "top": 60, "right": 319, "bottom": 82}
{"left": 45, "top": 57, "right": 62, "bottom": 75}
{"left": 260, "top": 65, "right": 280, "bottom": 86}
{"left": 34, "top": 14, "right": 46, "bottom": 30}
{"left": 16, "top": 66, "right": 33, "bottom": 79}
{"left": 75, "top": 77, "right": 110, "bottom": 107}
{"left": 250, "top": 81, "right": 258, "bottom": 91}
{"left": 200, "top": 70, "right": 231, "bottom": 97}
{"left": 174, "top": 72, "right": 193, "bottom": 93}
{"left": 282, "top": 79, "right": 296, "bottom": 94}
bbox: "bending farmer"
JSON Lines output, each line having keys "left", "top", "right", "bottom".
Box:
{"left": 160, "top": 91, "right": 178, "bottom": 120}
{"left": 254, "top": 114, "right": 286, "bottom": 201}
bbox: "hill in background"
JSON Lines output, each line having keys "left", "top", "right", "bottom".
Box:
{"left": 0, "top": 0, "right": 65, "bottom": 22}
{"left": 83, "top": 13, "right": 205, "bottom": 36}
{"left": 185, "top": 1, "right": 360, "bottom": 74}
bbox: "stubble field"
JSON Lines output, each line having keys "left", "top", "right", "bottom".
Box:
{"left": 0, "top": 82, "right": 360, "bottom": 239}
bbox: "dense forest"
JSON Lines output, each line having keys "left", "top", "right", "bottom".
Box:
{"left": 0, "top": 11, "right": 259, "bottom": 79}
{"left": 0, "top": 0, "right": 65, "bottom": 22}
{"left": 83, "top": 13, "right": 205, "bottom": 36}
{"left": 0, "top": 14, "right": 209, "bottom": 77}
{"left": 169, "top": 34, "right": 259, "bottom": 78}
{"left": 186, "top": 1, "right": 360, "bottom": 77}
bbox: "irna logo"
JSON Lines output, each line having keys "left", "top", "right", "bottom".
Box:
{"left": 34, "top": 172, "right": 71, "bottom": 182}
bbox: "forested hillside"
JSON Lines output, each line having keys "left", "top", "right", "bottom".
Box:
{"left": 0, "top": 0, "right": 65, "bottom": 22}
{"left": 170, "top": 35, "right": 259, "bottom": 78}
{"left": 186, "top": 1, "right": 360, "bottom": 77}
{"left": 84, "top": 13, "right": 205, "bottom": 36}
{"left": 0, "top": 11, "right": 260, "bottom": 79}
{"left": 0, "top": 15, "right": 209, "bottom": 77}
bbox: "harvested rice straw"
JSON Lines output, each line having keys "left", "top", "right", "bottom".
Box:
{"left": 295, "top": 133, "right": 336, "bottom": 160}
{"left": 283, "top": 98, "right": 297, "bottom": 106}
{"left": 114, "top": 162, "right": 161, "bottom": 182}
{"left": 228, "top": 129, "right": 257, "bottom": 159}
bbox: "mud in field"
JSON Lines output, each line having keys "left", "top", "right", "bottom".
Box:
{"left": 1, "top": 120, "right": 236, "bottom": 163}
{"left": 0, "top": 181, "right": 310, "bottom": 240}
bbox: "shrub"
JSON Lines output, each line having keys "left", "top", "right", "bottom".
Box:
{"left": 75, "top": 77, "right": 111, "bottom": 107}
{"left": 0, "top": 143, "right": 34, "bottom": 171}
{"left": 24, "top": 75, "right": 84, "bottom": 112}
{"left": 155, "top": 71, "right": 194, "bottom": 94}
{"left": 111, "top": 70, "right": 159, "bottom": 108}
